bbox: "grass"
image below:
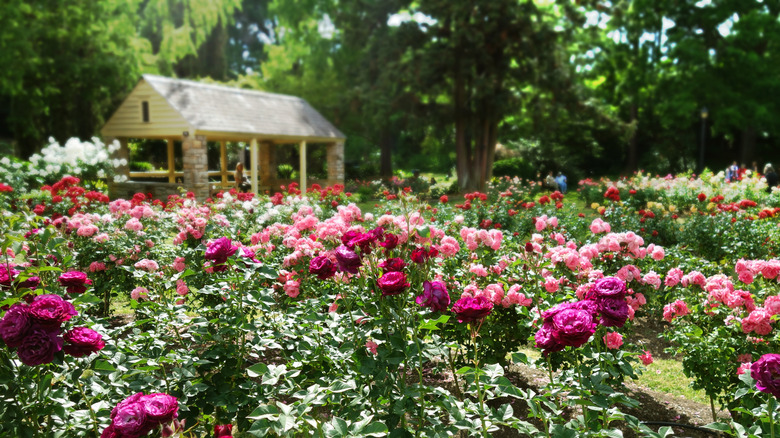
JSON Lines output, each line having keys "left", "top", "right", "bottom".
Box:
{"left": 515, "top": 347, "right": 709, "bottom": 405}
{"left": 631, "top": 357, "right": 709, "bottom": 405}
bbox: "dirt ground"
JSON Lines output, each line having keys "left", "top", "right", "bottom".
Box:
{"left": 488, "top": 315, "right": 731, "bottom": 437}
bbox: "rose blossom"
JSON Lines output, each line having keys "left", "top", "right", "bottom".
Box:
{"left": 377, "top": 271, "right": 410, "bottom": 296}
{"left": 551, "top": 307, "right": 597, "bottom": 348}
{"left": 214, "top": 424, "right": 233, "bottom": 437}
{"left": 0, "top": 303, "right": 31, "bottom": 347}
{"left": 639, "top": 350, "right": 654, "bottom": 365}
{"left": 334, "top": 245, "right": 362, "bottom": 274}
{"left": 130, "top": 287, "right": 149, "bottom": 301}
{"left": 16, "top": 327, "right": 63, "bottom": 366}
{"left": 140, "top": 393, "right": 179, "bottom": 423}
{"left": 589, "top": 277, "right": 626, "bottom": 299}
{"left": 415, "top": 281, "right": 451, "bottom": 312}
{"left": 603, "top": 332, "right": 623, "bottom": 349}
{"left": 58, "top": 270, "right": 92, "bottom": 294}
{"left": 63, "top": 327, "right": 105, "bottom": 357}
{"left": 205, "top": 237, "right": 238, "bottom": 270}
{"left": 29, "top": 294, "right": 77, "bottom": 328}
{"left": 366, "top": 340, "right": 378, "bottom": 355}
{"left": 451, "top": 295, "right": 493, "bottom": 323}
{"left": 309, "top": 255, "right": 337, "bottom": 280}
{"left": 598, "top": 296, "right": 630, "bottom": 328}
{"left": 112, "top": 399, "right": 152, "bottom": 437}
{"left": 751, "top": 354, "right": 780, "bottom": 398}
{"left": 379, "top": 258, "right": 406, "bottom": 273}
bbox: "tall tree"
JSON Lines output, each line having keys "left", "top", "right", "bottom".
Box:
{"left": 0, "top": 0, "right": 242, "bottom": 156}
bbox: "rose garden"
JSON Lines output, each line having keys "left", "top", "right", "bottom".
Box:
{"left": 4, "top": 143, "right": 780, "bottom": 437}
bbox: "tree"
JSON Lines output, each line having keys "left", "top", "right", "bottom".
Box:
{"left": 0, "top": 0, "right": 242, "bottom": 157}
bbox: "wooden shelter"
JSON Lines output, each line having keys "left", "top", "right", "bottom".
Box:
{"left": 101, "top": 74, "right": 346, "bottom": 200}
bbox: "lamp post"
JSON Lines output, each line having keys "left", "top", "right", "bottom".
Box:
{"left": 698, "top": 107, "right": 708, "bottom": 175}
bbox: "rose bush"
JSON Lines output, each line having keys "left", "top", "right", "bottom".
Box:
{"left": 2, "top": 170, "right": 780, "bottom": 436}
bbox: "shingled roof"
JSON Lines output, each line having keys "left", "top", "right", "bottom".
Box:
{"left": 105, "top": 74, "right": 345, "bottom": 141}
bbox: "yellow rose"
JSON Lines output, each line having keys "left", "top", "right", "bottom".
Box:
{"left": 668, "top": 205, "right": 676, "bottom": 213}
{"left": 591, "top": 202, "right": 600, "bottom": 210}
{"left": 598, "top": 206, "right": 606, "bottom": 215}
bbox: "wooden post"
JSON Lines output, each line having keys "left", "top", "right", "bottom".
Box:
{"left": 220, "top": 141, "right": 227, "bottom": 186}
{"left": 299, "top": 141, "right": 307, "bottom": 193}
{"left": 250, "top": 138, "right": 258, "bottom": 194}
{"left": 167, "top": 139, "right": 175, "bottom": 183}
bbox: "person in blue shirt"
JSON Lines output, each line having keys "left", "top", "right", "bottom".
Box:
{"left": 555, "top": 172, "right": 567, "bottom": 193}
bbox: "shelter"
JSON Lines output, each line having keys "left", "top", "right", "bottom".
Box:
{"left": 101, "top": 74, "right": 345, "bottom": 200}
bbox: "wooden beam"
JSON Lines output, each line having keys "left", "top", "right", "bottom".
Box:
{"left": 167, "top": 139, "right": 175, "bottom": 183}
{"left": 299, "top": 140, "right": 307, "bottom": 193}
{"left": 220, "top": 141, "right": 227, "bottom": 186}
{"left": 250, "top": 138, "right": 258, "bottom": 194}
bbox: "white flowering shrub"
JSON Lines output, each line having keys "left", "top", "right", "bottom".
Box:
{"left": 27, "top": 137, "right": 128, "bottom": 186}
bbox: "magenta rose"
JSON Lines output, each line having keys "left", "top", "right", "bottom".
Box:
{"left": 214, "top": 424, "right": 233, "bottom": 437}
{"left": 334, "top": 245, "right": 362, "bottom": 274}
{"left": 112, "top": 399, "right": 152, "bottom": 437}
{"left": 751, "top": 354, "right": 780, "bottom": 398}
{"left": 205, "top": 237, "right": 238, "bottom": 269}
{"left": 541, "top": 300, "right": 598, "bottom": 321}
{"left": 140, "top": 393, "right": 179, "bottom": 422}
{"left": 380, "top": 233, "right": 399, "bottom": 251}
{"left": 452, "top": 295, "right": 493, "bottom": 323}
{"left": 534, "top": 320, "right": 564, "bottom": 354}
{"left": 411, "top": 246, "right": 438, "bottom": 264}
{"left": 340, "top": 230, "right": 362, "bottom": 248}
{"left": 377, "top": 271, "right": 410, "bottom": 296}
{"left": 16, "top": 327, "right": 63, "bottom": 366}
{"left": 551, "top": 307, "right": 597, "bottom": 349}
{"left": 0, "top": 265, "right": 19, "bottom": 288}
{"left": 597, "top": 296, "right": 629, "bottom": 328}
{"left": 0, "top": 303, "right": 31, "bottom": 347}
{"left": 588, "top": 277, "right": 626, "bottom": 299}
{"left": 309, "top": 256, "right": 337, "bottom": 280}
{"left": 111, "top": 393, "right": 145, "bottom": 420}
{"left": 63, "top": 327, "right": 105, "bottom": 357}
{"left": 379, "top": 258, "right": 406, "bottom": 273}
{"left": 29, "top": 294, "right": 77, "bottom": 328}
{"left": 415, "top": 281, "right": 451, "bottom": 312}
{"left": 343, "top": 231, "right": 375, "bottom": 253}
{"left": 58, "top": 270, "right": 92, "bottom": 294}
{"left": 100, "top": 424, "right": 120, "bottom": 438}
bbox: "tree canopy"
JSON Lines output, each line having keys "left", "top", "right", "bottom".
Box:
{"left": 1, "top": 0, "right": 778, "bottom": 186}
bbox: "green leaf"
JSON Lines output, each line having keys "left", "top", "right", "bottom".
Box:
{"left": 247, "top": 404, "right": 279, "bottom": 420}
{"left": 94, "top": 360, "right": 116, "bottom": 372}
{"left": 328, "top": 380, "right": 356, "bottom": 393}
{"left": 247, "top": 363, "right": 268, "bottom": 378}
{"left": 418, "top": 314, "right": 450, "bottom": 331}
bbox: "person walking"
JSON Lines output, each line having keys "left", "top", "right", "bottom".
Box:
{"left": 235, "top": 162, "right": 247, "bottom": 192}
{"left": 764, "top": 163, "right": 778, "bottom": 193}
{"left": 555, "top": 172, "right": 568, "bottom": 193}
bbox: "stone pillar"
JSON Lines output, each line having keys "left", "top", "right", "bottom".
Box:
{"left": 182, "top": 132, "right": 209, "bottom": 200}
{"left": 259, "top": 141, "right": 276, "bottom": 189}
{"left": 326, "top": 141, "right": 345, "bottom": 186}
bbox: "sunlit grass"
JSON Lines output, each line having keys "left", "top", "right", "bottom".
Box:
{"left": 632, "top": 357, "right": 709, "bottom": 405}
{"left": 515, "top": 347, "right": 709, "bottom": 405}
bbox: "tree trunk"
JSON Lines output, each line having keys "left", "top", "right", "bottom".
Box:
{"left": 379, "top": 129, "right": 393, "bottom": 179}
{"left": 454, "top": 69, "right": 473, "bottom": 191}
{"left": 625, "top": 104, "right": 638, "bottom": 173}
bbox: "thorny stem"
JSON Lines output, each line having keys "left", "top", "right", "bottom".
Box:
{"left": 448, "top": 348, "right": 463, "bottom": 401}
